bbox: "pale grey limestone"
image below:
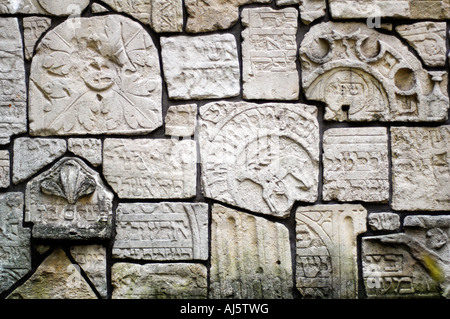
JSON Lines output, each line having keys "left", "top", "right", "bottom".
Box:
{"left": 91, "top": 3, "right": 109, "bottom": 13}
{"left": 210, "top": 204, "right": 293, "bottom": 299}
{"left": 241, "top": 7, "right": 299, "bottom": 101}
{"left": 29, "top": 15, "right": 162, "bottom": 137}
{"left": 25, "top": 157, "right": 114, "bottom": 240}
{"left": 0, "top": 0, "right": 89, "bottom": 15}
{"left": 0, "top": 18, "right": 27, "bottom": 145}
{"left": 23, "top": 17, "right": 52, "bottom": 61}
{"left": 165, "top": 104, "right": 197, "bottom": 137}
{"left": 112, "top": 262, "right": 208, "bottom": 299}
{"left": 199, "top": 101, "right": 319, "bottom": 218}
{"left": 113, "top": 202, "right": 209, "bottom": 261}
{"left": 300, "top": 22, "right": 449, "bottom": 122}
{"left": 296, "top": 205, "right": 367, "bottom": 299}
{"left": 323, "top": 127, "right": 389, "bottom": 203}
{"left": 0, "top": 150, "right": 10, "bottom": 188}
{"left": 276, "top": 0, "right": 326, "bottom": 24}
{"left": 0, "top": 193, "right": 31, "bottom": 295}
{"left": 103, "top": 139, "right": 197, "bottom": 199}
{"left": 368, "top": 213, "right": 401, "bottom": 231}
{"left": 161, "top": 34, "right": 240, "bottom": 100}
{"left": 68, "top": 138, "right": 102, "bottom": 167}
{"left": 391, "top": 126, "right": 450, "bottom": 211}
{"left": 13, "top": 138, "right": 67, "bottom": 184}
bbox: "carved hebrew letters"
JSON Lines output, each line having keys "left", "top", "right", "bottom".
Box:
{"left": 300, "top": 22, "right": 449, "bottom": 122}
{"left": 0, "top": 193, "right": 31, "bottom": 294}
{"left": 0, "top": 18, "right": 27, "bottom": 145}
{"left": 103, "top": 139, "right": 197, "bottom": 199}
{"left": 165, "top": 104, "right": 197, "bottom": 137}
{"left": 23, "top": 17, "right": 52, "bottom": 61}
{"left": 210, "top": 204, "right": 293, "bottom": 299}
{"left": 68, "top": 138, "right": 102, "bottom": 167}
{"left": 113, "top": 202, "right": 208, "bottom": 261}
{"left": 161, "top": 34, "right": 240, "bottom": 100}
{"left": 29, "top": 15, "right": 162, "bottom": 136}
{"left": 199, "top": 102, "right": 319, "bottom": 218}
{"left": 391, "top": 126, "right": 450, "bottom": 211}
{"left": 25, "top": 157, "right": 114, "bottom": 240}
{"left": 242, "top": 7, "right": 299, "bottom": 100}
{"left": 323, "top": 127, "right": 389, "bottom": 202}
{"left": 0, "top": 151, "right": 10, "bottom": 188}
{"left": 296, "top": 205, "right": 367, "bottom": 299}
{"left": 369, "top": 213, "right": 401, "bottom": 231}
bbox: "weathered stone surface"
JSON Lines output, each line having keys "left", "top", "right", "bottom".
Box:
{"left": 113, "top": 202, "right": 208, "bottom": 261}
{"left": 13, "top": 138, "right": 67, "bottom": 184}
{"left": 276, "top": 0, "right": 326, "bottom": 24}
{"left": 363, "top": 215, "right": 450, "bottom": 299}
{"left": 242, "top": 7, "right": 299, "bottom": 101}
{"left": 165, "top": 104, "right": 197, "bottom": 137}
{"left": 91, "top": 3, "right": 109, "bottom": 13}
{"left": 29, "top": 15, "right": 162, "bottom": 136}
{"left": 391, "top": 126, "right": 450, "bottom": 211}
{"left": 329, "top": 0, "right": 450, "bottom": 20}
{"left": 199, "top": 102, "right": 319, "bottom": 218}
{"left": 23, "top": 17, "right": 52, "bottom": 61}
{"left": 0, "top": 18, "right": 26, "bottom": 145}
{"left": 185, "top": 0, "right": 271, "bottom": 33}
{"left": 103, "top": 139, "right": 197, "bottom": 199}
{"left": 100, "top": 0, "right": 183, "bottom": 33}
{"left": 112, "top": 262, "right": 207, "bottom": 299}
{"left": 68, "top": 138, "right": 102, "bottom": 167}
{"left": 161, "top": 34, "right": 240, "bottom": 100}
{"left": 210, "top": 204, "right": 292, "bottom": 299}
{"left": 70, "top": 245, "right": 107, "bottom": 298}
{"left": 7, "top": 248, "right": 97, "bottom": 299}
{"left": 396, "top": 22, "right": 447, "bottom": 67}
{"left": 296, "top": 204, "right": 367, "bottom": 299}
{"left": 323, "top": 127, "right": 389, "bottom": 203}
{"left": 300, "top": 22, "right": 449, "bottom": 122}
{"left": 0, "top": 0, "right": 89, "bottom": 15}
{"left": 368, "top": 213, "right": 401, "bottom": 231}
{"left": 0, "top": 150, "right": 10, "bottom": 188}
{"left": 0, "top": 193, "right": 31, "bottom": 295}
{"left": 25, "top": 157, "right": 114, "bottom": 240}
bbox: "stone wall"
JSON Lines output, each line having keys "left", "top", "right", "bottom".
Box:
{"left": 0, "top": 0, "right": 449, "bottom": 300}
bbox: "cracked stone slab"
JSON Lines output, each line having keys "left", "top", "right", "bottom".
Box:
{"left": 29, "top": 15, "right": 162, "bottom": 136}
{"left": 368, "top": 213, "right": 401, "bottom": 231}
{"left": 165, "top": 104, "right": 197, "bottom": 137}
{"left": 112, "top": 262, "right": 208, "bottom": 299}
{"left": 276, "top": 0, "right": 326, "bottom": 24}
{"left": 103, "top": 139, "right": 197, "bottom": 199}
{"left": 210, "top": 204, "right": 292, "bottom": 299}
{"left": 199, "top": 101, "right": 319, "bottom": 218}
{"left": 161, "top": 34, "right": 240, "bottom": 100}
{"left": 0, "top": 150, "right": 10, "bottom": 188}
{"left": 23, "top": 16, "right": 52, "bottom": 61}
{"left": 391, "top": 126, "right": 450, "bottom": 211}
{"left": 0, "top": 18, "right": 27, "bottom": 145}
{"left": 242, "top": 7, "right": 299, "bottom": 100}
{"left": 113, "top": 202, "right": 209, "bottom": 261}
{"left": 0, "top": 0, "right": 89, "bottom": 15}
{"left": 323, "top": 127, "right": 389, "bottom": 203}
{"left": 68, "top": 138, "right": 102, "bottom": 167}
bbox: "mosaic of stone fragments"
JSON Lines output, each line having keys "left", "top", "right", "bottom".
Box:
{"left": 0, "top": 1, "right": 449, "bottom": 301}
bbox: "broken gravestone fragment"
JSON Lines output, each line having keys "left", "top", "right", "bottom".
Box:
{"left": 68, "top": 138, "right": 102, "bottom": 167}
{"left": 29, "top": 15, "right": 162, "bottom": 136}
{"left": 296, "top": 204, "right": 367, "bottom": 299}
{"left": 199, "top": 101, "right": 319, "bottom": 218}
{"left": 363, "top": 215, "right": 450, "bottom": 299}
{"left": 210, "top": 204, "right": 293, "bottom": 299}
{"left": 112, "top": 262, "right": 208, "bottom": 299}
{"left": 25, "top": 157, "right": 114, "bottom": 240}
{"left": 391, "top": 126, "right": 450, "bottom": 211}
{"left": 23, "top": 16, "right": 52, "bottom": 61}
{"left": 368, "top": 213, "right": 401, "bottom": 231}
{"left": 0, "top": 0, "right": 89, "bottom": 15}
{"left": 300, "top": 22, "right": 449, "bottom": 122}
{"left": 113, "top": 202, "right": 209, "bottom": 261}
{"left": 0, "top": 193, "right": 31, "bottom": 295}
{"left": 0, "top": 150, "right": 10, "bottom": 188}
{"left": 165, "top": 104, "right": 197, "bottom": 137}
{"left": 276, "top": 0, "right": 327, "bottom": 24}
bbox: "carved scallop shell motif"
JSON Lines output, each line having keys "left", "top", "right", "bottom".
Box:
{"left": 40, "top": 158, "right": 96, "bottom": 204}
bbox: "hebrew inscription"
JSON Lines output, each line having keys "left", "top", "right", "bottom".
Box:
{"left": 113, "top": 202, "right": 208, "bottom": 261}
{"left": 369, "top": 213, "right": 401, "bottom": 231}
{"left": 103, "top": 139, "right": 197, "bottom": 199}
{"left": 0, "top": 150, "right": 10, "bottom": 188}
{"left": 300, "top": 22, "right": 449, "bottom": 122}
{"left": 25, "top": 157, "right": 114, "bottom": 240}
{"left": 391, "top": 126, "right": 450, "bottom": 211}
{"left": 296, "top": 205, "right": 367, "bottom": 299}
{"left": 199, "top": 101, "right": 319, "bottom": 218}
{"left": 68, "top": 138, "right": 102, "bottom": 167}
{"left": 29, "top": 15, "right": 162, "bottom": 136}
{"left": 242, "top": 7, "right": 299, "bottom": 100}
{"left": 165, "top": 104, "right": 197, "bottom": 137}
{"left": 323, "top": 127, "right": 389, "bottom": 203}
{"left": 23, "top": 17, "right": 52, "bottom": 61}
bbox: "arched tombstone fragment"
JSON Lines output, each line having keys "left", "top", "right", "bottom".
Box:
{"left": 0, "top": 0, "right": 89, "bottom": 15}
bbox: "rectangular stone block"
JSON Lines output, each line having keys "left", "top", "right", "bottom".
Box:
{"left": 0, "top": 150, "right": 10, "bottom": 188}
{"left": 165, "top": 104, "right": 197, "bottom": 137}
{"left": 103, "top": 139, "right": 197, "bottom": 199}
{"left": 113, "top": 202, "right": 208, "bottom": 261}
{"left": 323, "top": 127, "right": 389, "bottom": 203}
{"left": 391, "top": 126, "right": 450, "bottom": 211}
